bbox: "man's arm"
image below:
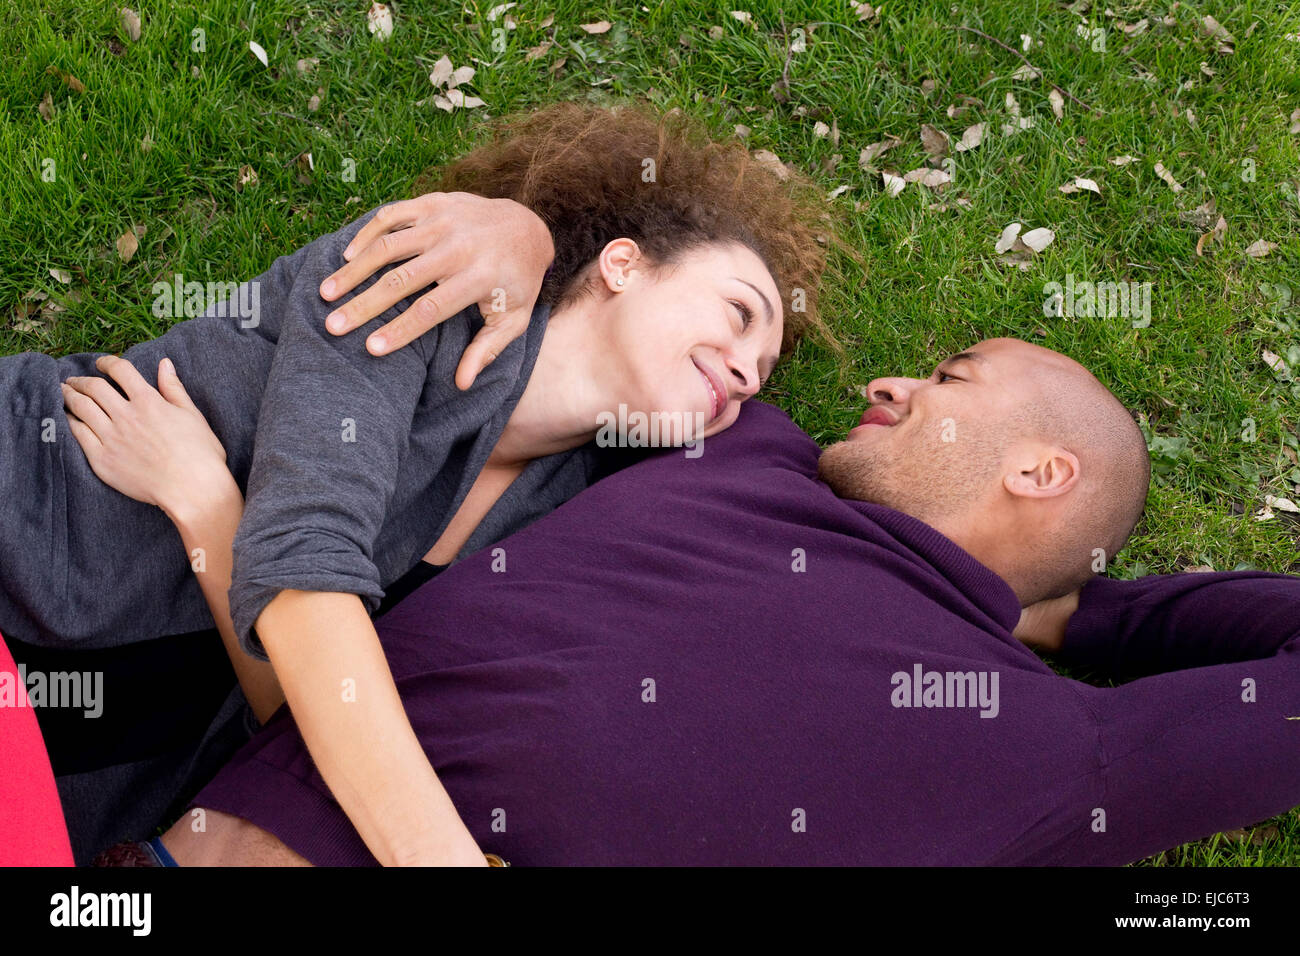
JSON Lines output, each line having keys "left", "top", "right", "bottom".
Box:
{"left": 1026, "top": 570, "right": 1300, "bottom": 681}
{"left": 319, "top": 192, "right": 555, "bottom": 389}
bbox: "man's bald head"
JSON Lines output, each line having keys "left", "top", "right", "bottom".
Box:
{"left": 817, "top": 338, "right": 1151, "bottom": 604}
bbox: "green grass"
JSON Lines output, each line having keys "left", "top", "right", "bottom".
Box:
{"left": 3, "top": 0, "right": 1298, "bottom": 865}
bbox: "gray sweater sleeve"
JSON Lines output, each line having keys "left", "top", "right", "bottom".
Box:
{"left": 228, "top": 212, "right": 433, "bottom": 659}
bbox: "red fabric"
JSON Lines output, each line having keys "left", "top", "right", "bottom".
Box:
{"left": 0, "top": 629, "right": 74, "bottom": 865}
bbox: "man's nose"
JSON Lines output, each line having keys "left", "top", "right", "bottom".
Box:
{"left": 865, "top": 376, "right": 927, "bottom": 406}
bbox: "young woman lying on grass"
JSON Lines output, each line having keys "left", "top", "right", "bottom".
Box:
{"left": 1, "top": 101, "right": 839, "bottom": 865}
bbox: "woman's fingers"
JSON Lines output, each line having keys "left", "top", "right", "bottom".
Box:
{"left": 156, "top": 358, "right": 199, "bottom": 411}
{"left": 364, "top": 271, "right": 481, "bottom": 356}
{"left": 63, "top": 411, "right": 103, "bottom": 455}
{"left": 94, "top": 354, "right": 152, "bottom": 402}
{"left": 59, "top": 382, "right": 111, "bottom": 435}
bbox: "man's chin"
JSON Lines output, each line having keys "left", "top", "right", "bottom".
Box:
{"left": 816, "top": 438, "right": 892, "bottom": 504}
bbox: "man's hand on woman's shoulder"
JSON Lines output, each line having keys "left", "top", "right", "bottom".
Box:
{"left": 319, "top": 192, "right": 555, "bottom": 390}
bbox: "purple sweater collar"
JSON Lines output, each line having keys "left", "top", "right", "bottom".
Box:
{"left": 845, "top": 498, "right": 1023, "bottom": 634}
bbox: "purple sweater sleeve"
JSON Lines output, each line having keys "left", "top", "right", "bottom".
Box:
{"left": 1057, "top": 570, "right": 1300, "bottom": 681}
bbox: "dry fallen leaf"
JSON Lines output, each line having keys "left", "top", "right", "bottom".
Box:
{"left": 249, "top": 41, "right": 269, "bottom": 67}
{"left": 49, "top": 268, "right": 72, "bottom": 285}
{"left": 752, "top": 149, "right": 789, "bottom": 180}
{"left": 581, "top": 20, "right": 612, "bottom": 34}
{"left": 813, "top": 121, "right": 831, "bottom": 138}
{"left": 953, "top": 123, "right": 984, "bottom": 152}
{"left": 1245, "top": 239, "right": 1278, "bottom": 258}
{"left": 525, "top": 40, "right": 554, "bottom": 60}
{"left": 1266, "top": 495, "right": 1300, "bottom": 513}
{"left": 1021, "top": 227, "right": 1055, "bottom": 252}
{"left": 1048, "top": 88, "right": 1064, "bottom": 121}
{"left": 1153, "top": 162, "right": 1184, "bottom": 192}
{"left": 236, "top": 165, "right": 258, "bottom": 191}
{"left": 1110, "top": 155, "right": 1138, "bottom": 166}
{"left": 115, "top": 229, "right": 139, "bottom": 263}
{"left": 995, "top": 222, "right": 1023, "bottom": 254}
{"left": 1201, "top": 15, "right": 1235, "bottom": 54}
{"left": 367, "top": 3, "right": 394, "bottom": 40}
{"left": 881, "top": 170, "right": 906, "bottom": 197}
{"left": 1059, "top": 177, "right": 1101, "bottom": 195}
{"left": 120, "top": 8, "right": 141, "bottom": 43}
{"left": 429, "top": 55, "right": 453, "bottom": 87}
{"left": 1289, "top": 108, "right": 1300, "bottom": 136}
{"left": 858, "top": 136, "right": 900, "bottom": 168}
{"left": 37, "top": 90, "right": 54, "bottom": 122}
{"left": 903, "top": 167, "right": 951, "bottom": 188}
{"left": 1263, "top": 349, "right": 1291, "bottom": 378}
{"left": 920, "top": 124, "right": 949, "bottom": 161}
{"left": 1195, "top": 216, "right": 1228, "bottom": 256}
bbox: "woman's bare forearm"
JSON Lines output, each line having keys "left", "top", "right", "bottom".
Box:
{"left": 166, "top": 475, "right": 286, "bottom": 724}
{"left": 253, "top": 590, "right": 486, "bottom": 866}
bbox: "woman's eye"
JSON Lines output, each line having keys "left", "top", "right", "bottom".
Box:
{"left": 937, "top": 371, "right": 958, "bottom": 383}
{"left": 732, "top": 300, "right": 755, "bottom": 330}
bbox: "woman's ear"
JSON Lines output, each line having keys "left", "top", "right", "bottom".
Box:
{"left": 597, "top": 237, "right": 642, "bottom": 292}
{"left": 1002, "top": 445, "right": 1080, "bottom": 499}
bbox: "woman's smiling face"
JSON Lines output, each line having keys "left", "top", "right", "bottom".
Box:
{"left": 591, "top": 238, "right": 784, "bottom": 441}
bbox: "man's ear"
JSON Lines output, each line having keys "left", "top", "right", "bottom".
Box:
{"left": 1003, "top": 445, "right": 1080, "bottom": 499}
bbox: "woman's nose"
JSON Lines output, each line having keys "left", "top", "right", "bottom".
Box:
{"left": 726, "top": 353, "right": 760, "bottom": 397}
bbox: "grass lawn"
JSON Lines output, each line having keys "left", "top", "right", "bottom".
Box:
{"left": 2, "top": 0, "right": 1298, "bottom": 865}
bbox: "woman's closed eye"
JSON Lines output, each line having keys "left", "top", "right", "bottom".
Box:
{"left": 936, "top": 370, "right": 960, "bottom": 383}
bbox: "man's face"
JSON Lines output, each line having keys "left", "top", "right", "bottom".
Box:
{"left": 816, "top": 338, "right": 1063, "bottom": 523}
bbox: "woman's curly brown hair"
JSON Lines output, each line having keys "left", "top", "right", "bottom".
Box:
{"left": 412, "top": 100, "right": 847, "bottom": 357}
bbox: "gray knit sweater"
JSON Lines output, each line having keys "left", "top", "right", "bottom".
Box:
{"left": 0, "top": 203, "right": 599, "bottom": 657}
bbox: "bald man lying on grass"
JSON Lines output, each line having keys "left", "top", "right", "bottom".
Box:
{"left": 103, "top": 338, "right": 1299, "bottom": 866}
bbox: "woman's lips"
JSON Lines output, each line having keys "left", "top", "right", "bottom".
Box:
{"left": 693, "top": 358, "right": 725, "bottom": 422}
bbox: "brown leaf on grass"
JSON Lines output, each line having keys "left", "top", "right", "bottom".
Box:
{"left": 49, "top": 268, "right": 72, "bottom": 284}
{"left": 1048, "top": 88, "right": 1064, "bottom": 120}
{"left": 1109, "top": 155, "right": 1138, "bottom": 166}
{"left": 902, "top": 167, "right": 951, "bottom": 188}
{"left": 953, "top": 123, "right": 984, "bottom": 152}
{"left": 1195, "top": 216, "right": 1228, "bottom": 256}
{"left": 120, "top": 8, "right": 142, "bottom": 43}
{"left": 1201, "top": 15, "right": 1235, "bottom": 54}
{"left": 235, "top": 165, "right": 258, "bottom": 191}
{"left": 525, "top": 40, "right": 553, "bottom": 61}
{"left": 580, "top": 20, "right": 612, "bottom": 34}
{"left": 1180, "top": 198, "right": 1218, "bottom": 231}
{"left": 1289, "top": 108, "right": 1300, "bottom": 135}
{"left": 44, "top": 65, "right": 86, "bottom": 94}
{"left": 752, "top": 149, "right": 790, "bottom": 180}
{"left": 115, "top": 229, "right": 139, "bottom": 263}
{"left": 1059, "top": 177, "right": 1101, "bottom": 195}
{"left": 858, "top": 135, "right": 900, "bottom": 169}
{"left": 1153, "top": 162, "right": 1184, "bottom": 192}
{"left": 919, "top": 124, "right": 949, "bottom": 161}
{"left": 37, "top": 90, "right": 54, "bottom": 121}
{"left": 1245, "top": 239, "right": 1278, "bottom": 258}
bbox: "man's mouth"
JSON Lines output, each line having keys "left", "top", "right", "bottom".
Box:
{"left": 847, "top": 405, "right": 897, "bottom": 438}
{"left": 692, "top": 358, "right": 725, "bottom": 422}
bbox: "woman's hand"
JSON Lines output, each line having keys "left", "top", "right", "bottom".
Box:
{"left": 319, "top": 192, "right": 555, "bottom": 390}
{"left": 61, "top": 355, "right": 233, "bottom": 523}
{"left": 1012, "top": 589, "right": 1082, "bottom": 652}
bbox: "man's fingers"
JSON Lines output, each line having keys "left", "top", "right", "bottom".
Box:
{"left": 453, "top": 312, "right": 530, "bottom": 390}
{"left": 366, "top": 271, "right": 481, "bottom": 356}
{"left": 340, "top": 201, "right": 418, "bottom": 262}
{"left": 95, "top": 354, "right": 151, "bottom": 402}
{"left": 322, "top": 220, "right": 437, "bottom": 311}
{"left": 60, "top": 382, "right": 113, "bottom": 436}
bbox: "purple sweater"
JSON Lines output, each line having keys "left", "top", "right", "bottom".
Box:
{"left": 192, "top": 400, "right": 1300, "bottom": 865}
